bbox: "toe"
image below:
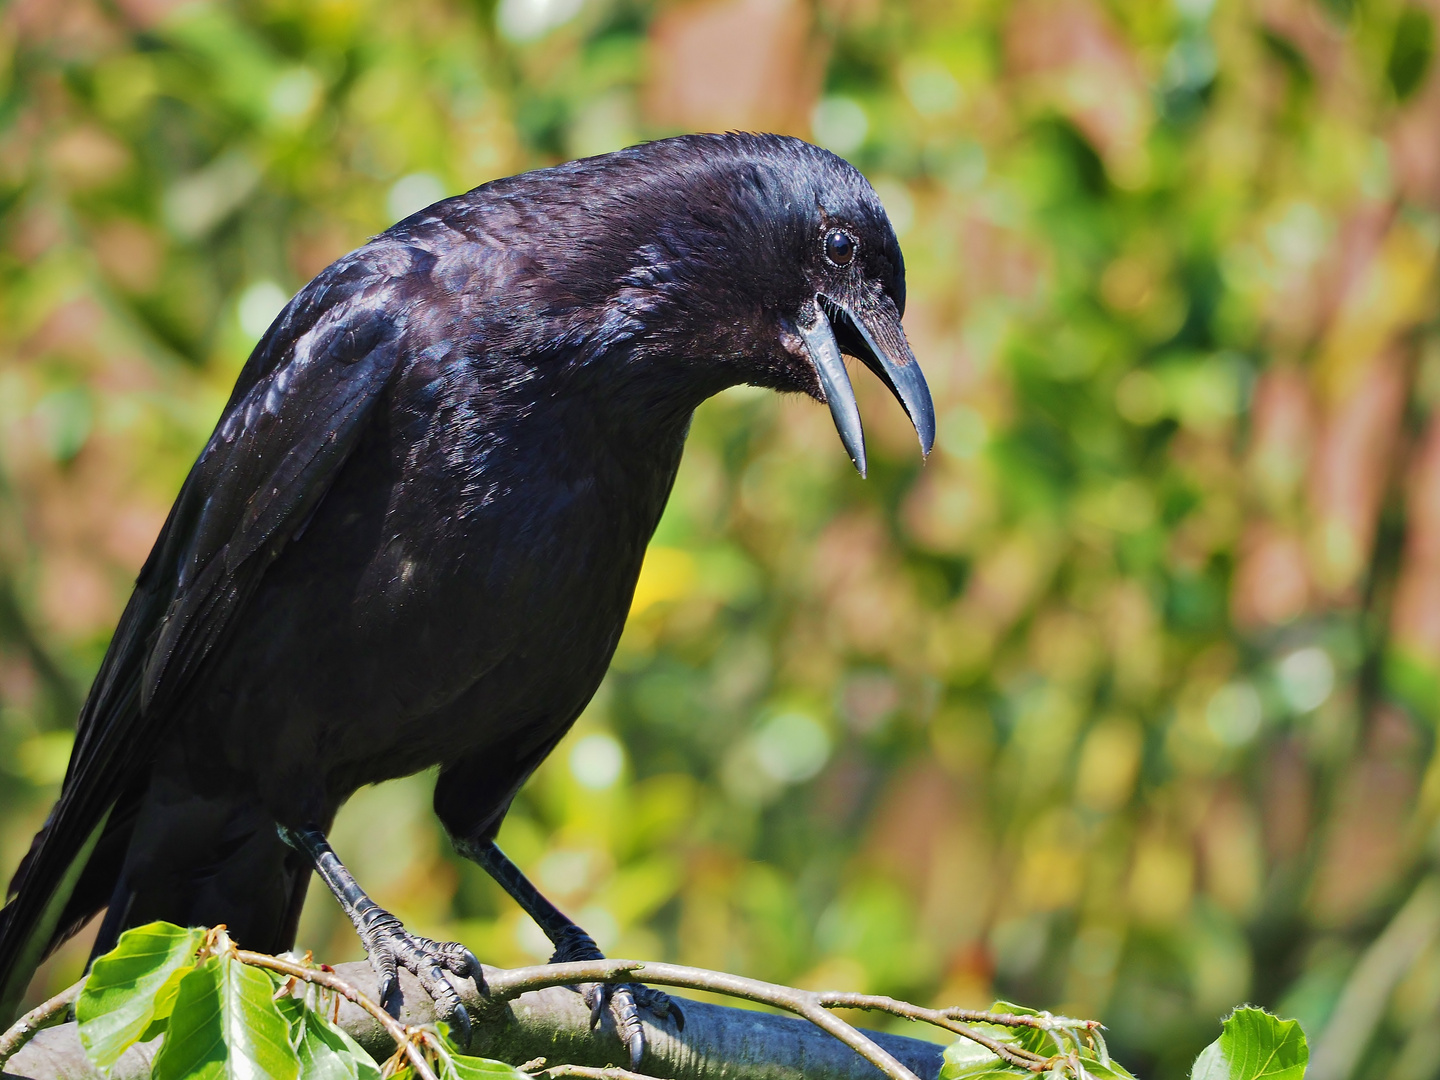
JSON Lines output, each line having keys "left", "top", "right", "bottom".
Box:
{"left": 633, "top": 984, "right": 680, "bottom": 1024}
{"left": 607, "top": 986, "right": 645, "bottom": 1068}
{"left": 363, "top": 922, "right": 482, "bottom": 1031}
{"left": 404, "top": 946, "right": 470, "bottom": 1034}
{"left": 627, "top": 983, "right": 683, "bottom": 1030}
{"left": 431, "top": 940, "right": 479, "bottom": 981}
{"left": 455, "top": 946, "right": 481, "bottom": 981}
{"left": 417, "top": 963, "right": 461, "bottom": 1014}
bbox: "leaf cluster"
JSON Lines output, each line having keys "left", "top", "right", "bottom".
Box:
{"left": 74, "top": 923, "right": 523, "bottom": 1080}
{"left": 65, "top": 923, "right": 1314, "bottom": 1080}
{"left": 942, "top": 1006, "right": 1306, "bottom": 1080}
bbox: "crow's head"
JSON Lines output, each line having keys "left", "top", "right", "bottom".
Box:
{"left": 620, "top": 132, "right": 933, "bottom": 475}
{"left": 464, "top": 133, "right": 934, "bottom": 475}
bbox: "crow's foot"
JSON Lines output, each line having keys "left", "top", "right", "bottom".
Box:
{"left": 582, "top": 981, "right": 683, "bottom": 1069}
{"left": 357, "top": 903, "right": 480, "bottom": 1045}
{"left": 549, "top": 925, "right": 683, "bottom": 1068}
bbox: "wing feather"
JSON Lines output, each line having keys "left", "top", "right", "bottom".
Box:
{"left": 0, "top": 244, "right": 426, "bottom": 1022}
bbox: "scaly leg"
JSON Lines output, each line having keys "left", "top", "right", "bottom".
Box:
{"left": 280, "top": 825, "right": 480, "bottom": 1043}
{"left": 459, "top": 838, "right": 681, "bottom": 1067}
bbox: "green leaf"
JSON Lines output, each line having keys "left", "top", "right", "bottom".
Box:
{"left": 986, "top": 1001, "right": 1056, "bottom": 1058}
{"left": 940, "top": 1013, "right": 1139, "bottom": 1080}
{"left": 1190, "top": 1007, "right": 1307, "bottom": 1080}
{"left": 151, "top": 956, "right": 300, "bottom": 1080}
{"left": 431, "top": 1023, "right": 529, "bottom": 1080}
{"left": 277, "top": 993, "right": 382, "bottom": 1080}
{"left": 940, "top": 1037, "right": 1030, "bottom": 1079}
{"left": 77, "top": 921, "right": 205, "bottom": 1069}
{"left": 138, "top": 962, "right": 198, "bottom": 1042}
{"left": 1081, "top": 1060, "right": 1139, "bottom": 1080}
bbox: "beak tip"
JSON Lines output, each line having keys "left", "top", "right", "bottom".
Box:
{"left": 846, "top": 444, "right": 868, "bottom": 478}
{"left": 824, "top": 296, "right": 935, "bottom": 467}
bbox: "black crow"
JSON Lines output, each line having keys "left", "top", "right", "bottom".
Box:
{"left": 0, "top": 132, "right": 933, "bottom": 1063}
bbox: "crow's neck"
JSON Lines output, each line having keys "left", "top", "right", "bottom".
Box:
{"left": 519, "top": 385, "right": 690, "bottom": 559}
{"left": 551, "top": 343, "right": 726, "bottom": 456}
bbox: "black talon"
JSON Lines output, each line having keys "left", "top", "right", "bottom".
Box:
{"left": 626, "top": 1026, "right": 645, "bottom": 1070}
{"left": 377, "top": 974, "right": 400, "bottom": 1016}
{"left": 443, "top": 999, "right": 472, "bottom": 1047}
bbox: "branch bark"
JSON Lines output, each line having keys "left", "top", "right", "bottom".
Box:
{"left": 1, "top": 961, "right": 947, "bottom": 1080}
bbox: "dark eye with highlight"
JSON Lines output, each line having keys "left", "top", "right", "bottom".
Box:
{"left": 824, "top": 229, "right": 856, "bottom": 266}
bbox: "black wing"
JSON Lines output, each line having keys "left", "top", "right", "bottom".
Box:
{"left": 0, "top": 242, "right": 429, "bottom": 1021}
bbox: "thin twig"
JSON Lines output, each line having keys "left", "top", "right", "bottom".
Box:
{"left": 820, "top": 993, "right": 1102, "bottom": 1071}
{"left": 486, "top": 959, "right": 1105, "bottom": 1079}
{"left": 540, "top": 1066, "right": 673, "bottom": 1080}
{"left": 511, "top": 1049, "right": 668, "bottom": 1080}
{"left": 0, "top": 977, "right": 85, "bottom": 1069}
{"left": 234, "top": 949, "right": 438, "bottom": 1080}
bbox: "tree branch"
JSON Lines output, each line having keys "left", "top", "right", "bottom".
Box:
{"left": 2, "top": 959, "right": 949, "bottom": 1080}
{"left": 0, "top": 982, "right": 84, "bottom": 1069}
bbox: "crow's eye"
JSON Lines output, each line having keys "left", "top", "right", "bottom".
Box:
{"left": 824, "top": 229, "right": 856, "bottom": 266}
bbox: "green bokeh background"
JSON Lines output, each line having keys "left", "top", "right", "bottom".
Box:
{"left": 5, "top": 0, "right": 1440, "bottom": 1076}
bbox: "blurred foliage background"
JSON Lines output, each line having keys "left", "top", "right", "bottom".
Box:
{"left": 5, "top": 0, "right": 1440, "bottom": 1076}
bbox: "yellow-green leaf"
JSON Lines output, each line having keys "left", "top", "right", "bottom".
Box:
{"left": 151, "top": 956, "right": 299, "bottom": 1080}
{"left": 433, "top": 1022, "right": 529, "bottom": 1080}
{"left": 277, "top": 993, "right": 382, "bottom": 1080}
{"left": 1190, "top": 1008, "right": 1307, "bottom": 1080}
{"left": 77, "top": 921, "right": 205, "bottom": 1069}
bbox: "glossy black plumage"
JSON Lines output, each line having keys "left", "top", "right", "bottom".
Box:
{"left": 0, "top": 133, "right": 932, "bottom": 1035}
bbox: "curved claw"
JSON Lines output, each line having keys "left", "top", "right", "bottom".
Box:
{"left": 378, "top": 980, "right": 399, "bottom": 1015}
{"left": 438, "top": 994, "right": 472, "bottom": 1047}
{"left": 626, "top": 1026, "right": 645, "bottom": 1071}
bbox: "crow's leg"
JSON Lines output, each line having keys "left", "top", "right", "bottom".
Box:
{"left": 279, "top": 824, "right": 479, "bottom": 1043}
{"left": 460, "top": 838, "right": 682, "bottom": 1066}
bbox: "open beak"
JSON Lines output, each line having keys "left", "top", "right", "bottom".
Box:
{"left": 797, "top": 294, "right": 936, "bottom": 478}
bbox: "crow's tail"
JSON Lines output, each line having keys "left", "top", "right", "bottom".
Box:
{"left": 84, "top": 782, "right": 312, "bottom": 967}
{"left": 0, "top": 782, "right": 313, "bottom": 1025}
{"left": 0, "top": 802, "right": 120, "bottom": 1025}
